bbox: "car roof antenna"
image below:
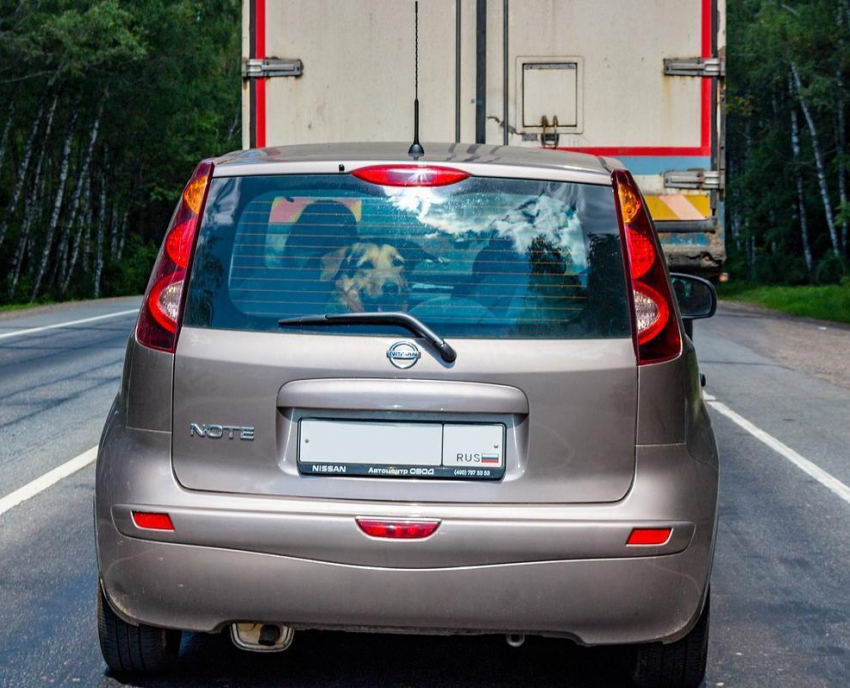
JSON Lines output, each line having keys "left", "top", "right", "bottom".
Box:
{"left": 408, "top": 1, "right": 425, "bottom": 158}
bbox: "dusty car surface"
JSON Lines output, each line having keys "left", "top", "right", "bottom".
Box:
{"left": 95, "top": 143, "right": 719, "bottom": 688}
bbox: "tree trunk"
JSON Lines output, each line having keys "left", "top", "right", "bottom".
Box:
{"left": 61, "top": 165, "right": 93, "bottom": 294}
{"left": 109, "top": 205, "right": 118, "bottom": 258}
{"left": 837, "top": 6, "right": 849, "bottom": 257}
{"left": 7, "top": 102, "right": 57, "bottom": 300}
{"left": 60, "top": 116, "right": 105, "bottom": 295}
{"left": 30, "top": 110, "right": 78, "bottom": 301}
{"left": 790, "top": 61, "right": 840, "bottom": 256}
{"left": 0, "top": 101, "right": 15, "bottom": 178}
{"left": 747, "top": 235, "right": 755, "bottom": 280}
{"left": 116, "top": 210, "right": 128, "bottom": 260}
{"left": 93, "top": 170, "right": 108, "bottom": 298}
{"left": 790, "top": 106, "right": 813, "bottom": 276}
{"left": 0, "top": 94, "right": 55, "bottom": 249}
{"left": 82, "top": 176, "right": 94, "bottom": 274}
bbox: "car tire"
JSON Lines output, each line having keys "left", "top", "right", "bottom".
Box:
{"left": 97, "top": 585, "right": 181, "bottom": 674}
{"left": 632, "top": 592, "right": 710, "bottom": 688}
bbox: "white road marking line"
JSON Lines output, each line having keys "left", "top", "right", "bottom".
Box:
{"left": 708, "top": 399, "right": 850, "bottom": 506}
{"left": 0, "top": 309, "right": 138, "bottom": 340}
{"left": 0, "top": 446, "right": 98, "bottom": 517}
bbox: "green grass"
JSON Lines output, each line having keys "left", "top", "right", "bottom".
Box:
{"left": 0, "top": 300, "right": 55, "bottom": 313}
{"left": 718, "top": 281, "right": 850, "bottom": 325}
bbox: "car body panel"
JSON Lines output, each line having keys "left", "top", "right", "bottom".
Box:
{"left": 96, "top": 143, "right": 719, "bottom": 648}
{"left": 171, "top": 330, "right": 638, "bottom": 504}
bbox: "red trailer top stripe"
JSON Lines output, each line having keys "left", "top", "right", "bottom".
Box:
{"left": 254, "top": 0, "right": 266, "bottom": 148}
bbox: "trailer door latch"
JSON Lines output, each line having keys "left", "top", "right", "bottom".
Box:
{"left": 242, "top": 58, "right": 303, "bottom": 79}
{"left": 664, "top": 169, "right": 723, "bottom": 190}
{"left": 663, "top": 57, "right": 725, "bottom": 78}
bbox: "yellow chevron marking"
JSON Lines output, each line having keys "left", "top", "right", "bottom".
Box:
{"left": 645, "top": 195, "right": 678, "bottom": 221}
{"left": 645, "top": 194, "right": 711, "bottom": 221}
{"left": 685, "top": 194, "right": 711, "bottom": 218}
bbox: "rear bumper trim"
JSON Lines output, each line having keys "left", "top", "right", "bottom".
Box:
{"left": 111, "top": 503, "right": 694, "bottom": 568}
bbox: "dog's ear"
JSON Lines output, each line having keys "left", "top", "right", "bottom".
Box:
{"left": 320, "top": 247, "right": 349, "bottom": 282}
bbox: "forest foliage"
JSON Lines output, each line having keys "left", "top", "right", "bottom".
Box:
{"left": 727, "top": 0, "right": 850, "bottom": 284}
{"left": 0, "top": 0, "right": 240, "bottom": 304}
{"left": 0, "top": 0, "right": 848, "bottom": 305}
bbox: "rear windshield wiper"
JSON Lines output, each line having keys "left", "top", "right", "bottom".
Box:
{"left": 278, "top": 312, "right": 457, "bottom": 363}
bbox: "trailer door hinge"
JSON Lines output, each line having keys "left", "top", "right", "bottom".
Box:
{"left": 664, "top": 169, "right": 723, "bottom": 190}
{"left": 663, "top": 57, "right": 725, "bottom": 77}
{"left": 242, "top": 58, "right": 303, "bottom": 79}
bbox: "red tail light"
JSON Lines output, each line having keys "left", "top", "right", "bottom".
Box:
{"left": 612, "top": 170, "right": 682, "bottom": 365}
{"left": 356, "top": 518, "right": 440, "bottom": 539}
{"left": 131, "top": 511, "right": 175, "bottom": 531}
{"left": 136, "top": 161, "right": 214, "bottom": 352}
{"left": 352, "top": 165, "right": 469, "bottom": 187}
{"left": 626, "top": 527, "right": 672, "bottom": 546}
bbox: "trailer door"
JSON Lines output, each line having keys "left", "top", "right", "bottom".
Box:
{"left": 491, "top": 0, "right": 724, "bottom": 274}
{"left": 243, "top": 0, "right": 458, "bottom": 148}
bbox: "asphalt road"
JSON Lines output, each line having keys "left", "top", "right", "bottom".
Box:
{"left": 1, "top": 298, "right": 849, "bottom": 688}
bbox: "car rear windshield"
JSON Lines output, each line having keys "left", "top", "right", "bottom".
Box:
{"left": 184, "top": 173, "right": 631, "bottom": 339}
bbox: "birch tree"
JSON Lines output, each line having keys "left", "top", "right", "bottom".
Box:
{"left": 789, "top": 61, "right": 839, "bottom": 257}
{"left": 93, "top": 169, "right": 108, "bottom": 298}
{"left": 60, "top": 106, "right": 105, "bottom": 294}
{"left": 0, "top": 95, "right": 54, "bottom": 249}
{"left": 0, "top": 101, "right": 14, "bottom": 178}
{"left": 790, "top": 105, "right": 813, "bottom": 275}
{"left": 30, "top": 110, "right": 79, "bottom": 301}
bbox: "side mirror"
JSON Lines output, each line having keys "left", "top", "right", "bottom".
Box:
{"left": 670, "top": 273, "right": 717, "bottom": 320}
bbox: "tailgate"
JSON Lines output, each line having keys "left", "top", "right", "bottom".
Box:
{"left": 172, "top": 330, "right": 637, "bottom": 504}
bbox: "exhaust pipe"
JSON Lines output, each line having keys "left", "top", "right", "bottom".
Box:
{"left": 231, "top": 623, "right": 294, "bottom": 653}
{"left": 505, "top": 633, "right": 526, "bottom": 648}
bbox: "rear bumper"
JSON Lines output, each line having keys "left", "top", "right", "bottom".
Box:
{"left": 99, "top": 529, "right": 709, "bottom": 645}
{"left": 95, "top": 417, "right": 718, "bottom": 646}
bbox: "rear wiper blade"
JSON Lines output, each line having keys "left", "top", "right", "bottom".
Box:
{"left": 278, "top": 312, "right": 457, "bottom": 363}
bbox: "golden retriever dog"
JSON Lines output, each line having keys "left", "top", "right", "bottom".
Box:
{"left": 320, "top": 242, "right": 409, "bottom": 312}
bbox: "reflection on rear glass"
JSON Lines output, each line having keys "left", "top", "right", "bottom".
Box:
{"left": 185, "top": 175, "right": 630, "bottom": 339}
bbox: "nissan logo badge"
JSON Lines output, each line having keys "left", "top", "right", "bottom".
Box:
{"left": 387, "top": 341, "right": 421, "bottom": 369}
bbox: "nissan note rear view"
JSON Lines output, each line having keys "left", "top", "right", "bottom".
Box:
{"left": 95, "top": 143, "right": 719, "bottom": 688}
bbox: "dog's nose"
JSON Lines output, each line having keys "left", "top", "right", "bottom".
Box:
{"left": 382, "top": 283, "right": 400, "bottom": 296}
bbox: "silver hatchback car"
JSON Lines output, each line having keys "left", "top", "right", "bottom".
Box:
{"left": 95, "top": 143, "right": 719, "bottom": 688}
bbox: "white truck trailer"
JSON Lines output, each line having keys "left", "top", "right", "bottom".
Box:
{"left": 241, "top": 0, "right": 726, "bottom": 274}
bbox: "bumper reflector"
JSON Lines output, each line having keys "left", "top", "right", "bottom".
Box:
{"left": 626, "top": 527, "right": 672, "bottom": 546}
{"left": 356, "top": 518, "right": 440, "bottom": 539}
{"left": 131, "top": 511, "right": 175, "bottom": 531}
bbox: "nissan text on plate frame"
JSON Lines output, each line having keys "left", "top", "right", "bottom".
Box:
{"left": 95, "top": 143, "right": 719, "bottom": 688}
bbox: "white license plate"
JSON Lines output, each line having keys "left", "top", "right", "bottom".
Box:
{"left": 298, "top": 420, "right": 505, "bottom": 480}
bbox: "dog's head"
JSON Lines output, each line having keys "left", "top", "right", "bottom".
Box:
{"left": 321, "top": 242, "right": 410, "bottom": 312}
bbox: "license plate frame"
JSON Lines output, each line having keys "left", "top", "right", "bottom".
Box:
{"left": 297, "top": 419, "right": 506, "bottom": 480}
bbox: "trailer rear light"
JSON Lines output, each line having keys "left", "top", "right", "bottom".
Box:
{"left": 352, "top": 165, "right": 469, "bottom": 187}
{"left": 356, "top": 518, "right": 440, "bottom": 539}
{"left": 136, "top": 160, "right": 214, "bottom": 352}
{"left": 612, "top": 169, "right": 681, "bottom": 365}
{"left": 626, "top": 527, "right": 672, "bottom": 546}
{"left": 131, "top": 511, "right": 175, "bottom": 531}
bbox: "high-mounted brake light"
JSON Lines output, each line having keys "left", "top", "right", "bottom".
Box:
{"left": 136, "top": 160, "right": 214, "bottom": 353}
{"left": 352, "top": 165, "right": 469, "bottom": 187}
{"left": 612, "top": 169, "right": 682, "bottom": 365}
{"left": 626, "top": 527, "right": 672, "bottom": 546}
{"left": 356, "top": 518, "right": 440, "bottom": 539}
{"left": 131, "top": 511, "right": 175, "bottom": 531}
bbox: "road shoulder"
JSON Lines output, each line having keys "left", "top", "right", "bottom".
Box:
{"left": 707, "top": 301, "right": 850, "bottom": 390}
